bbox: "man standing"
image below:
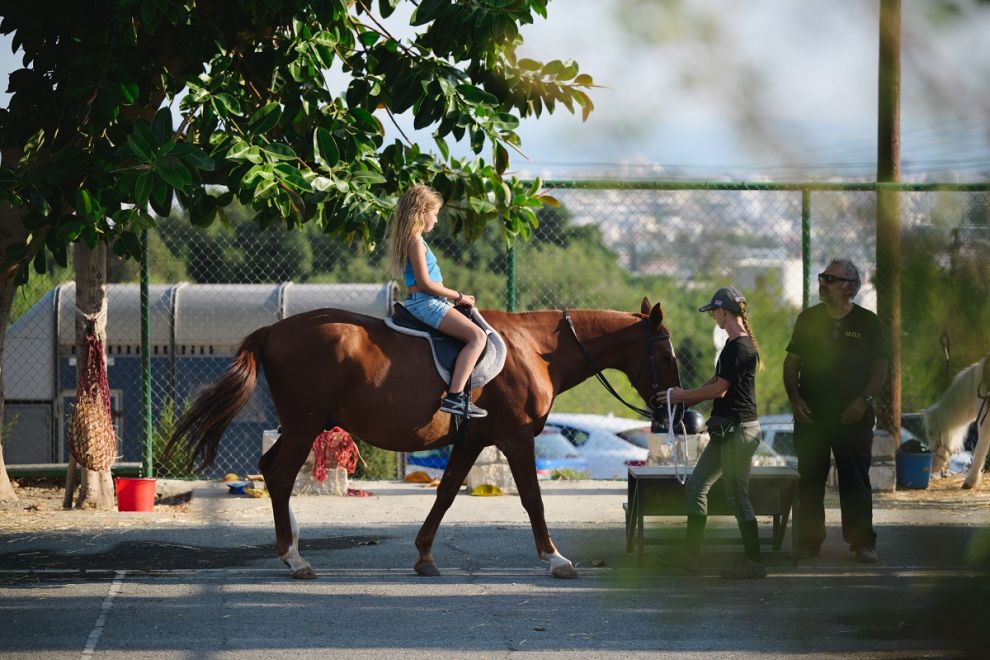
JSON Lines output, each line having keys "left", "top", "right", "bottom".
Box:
{"left": 783, "top": 258, "right": 889, "bottom": 563}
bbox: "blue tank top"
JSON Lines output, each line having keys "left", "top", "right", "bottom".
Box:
{"left": 404, "top": 239, "right": 442, "bottom": 287}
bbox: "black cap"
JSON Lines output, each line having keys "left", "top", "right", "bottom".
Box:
{"left": 698, "top": 286, "right": 746, "bottom": 314}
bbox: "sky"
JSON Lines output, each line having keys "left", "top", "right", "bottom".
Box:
{"left": 2, "top": 0, "right": 988, "bottom": 181}
{"left": 506, "top": 0, "right": 990, "bottom": 180}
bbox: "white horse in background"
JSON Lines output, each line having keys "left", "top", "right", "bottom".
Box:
{"left": 923, "top": 355, "right": 990, "bottom": 489}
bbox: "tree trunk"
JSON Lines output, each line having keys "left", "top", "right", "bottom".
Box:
{"left": 0, "top": 212, "right": 26, "bottom": 502}
{"left": 69, "top": 242, "right": 116, "bottom": 510}
{"left": 0, "top": 266, "right": 17, "bottom": 496}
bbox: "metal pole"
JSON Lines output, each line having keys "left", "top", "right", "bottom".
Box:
{"left": 140, "top": 230, "right": 153, "bottom": 478}
{"left": 506, "top": 243, "right": 516, "bottom": 312}
{"left": 801, "top": 188, "right": 811, "bottom": 309}
{"left": 877, "top": 0, "right": 901, "bottom": 439}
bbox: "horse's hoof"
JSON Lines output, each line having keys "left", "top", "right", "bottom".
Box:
{"left": 291, "top": 566, "right": 318, "bottom": 580}
{"left": 963, "top": 481, "right": 975, "bottom": 490}
{"left": 551, "top": 563, "right": 578, "bottom": 579}
{"left": 414, "top": 561, "right": 441, "bottom": 577}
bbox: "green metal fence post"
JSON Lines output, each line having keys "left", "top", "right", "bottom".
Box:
{"left": 802, "top": 188, "right": 811, "bottom": 309}
{"left": 140, "top": 230, "right": 153, "bottom": 478}
{"left": 506, "top": 243, "right": 516, "bottom": 312}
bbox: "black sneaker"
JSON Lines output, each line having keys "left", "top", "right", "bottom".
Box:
{"left": 439, "top": 392, "right": 488, "bottom": 418}
{"left": 657, "top": 549, "right": 700, "bottom": 575}
{"left": 854, "top": 547, "right": 878, "bottom": 564}
{"left": 796, "top": 545, "right": 821, "bottom": 561}
{"left": 720, "top": 558, "right": 767, "bottom": 579}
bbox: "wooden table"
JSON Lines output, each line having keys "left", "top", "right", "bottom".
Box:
{"left": 625, "top": 465, "right": 800, "bottom": 563}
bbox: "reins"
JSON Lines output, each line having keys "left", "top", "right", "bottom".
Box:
{"left": 561, "top": 308, "right": 673, "bottom": 431}
{"left": 664, "top": 387, "right": 689, "bottom": 484}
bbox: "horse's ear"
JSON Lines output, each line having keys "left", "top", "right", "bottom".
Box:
{"left": 649, "top": 302, "right": 664, "bottom": 332}
{"left": 640, "top": 297, "right": 651, "bottom": 315}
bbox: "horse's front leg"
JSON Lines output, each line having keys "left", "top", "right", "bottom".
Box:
{"left": 414, "top": 441, "right": 485, "bottom": 576}
{"left": 501, "top": 437, "right": 578, "bottom": 579}
{"left": 259, "top": 425, "right": 321, "bottom": 579}
{"left": 963, "top": 424, "right": 990, "bottom": 490}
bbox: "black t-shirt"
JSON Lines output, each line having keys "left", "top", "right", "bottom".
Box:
{"left": 786, "top": 303, "right": 889, "bottom": 414}
{"left": 711, "top": 336, "right": 759, "bottom": 422}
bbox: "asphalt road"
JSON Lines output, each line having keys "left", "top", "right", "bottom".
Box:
{"left": 2, "top": 480, "right": 989, "bottom": 658}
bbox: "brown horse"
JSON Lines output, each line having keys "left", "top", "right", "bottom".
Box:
{"left": 166, "top": 298, "right": 680, "bottom": 579}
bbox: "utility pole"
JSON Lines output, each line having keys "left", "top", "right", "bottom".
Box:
{"left": 876, "top": 0, "right": 901, "bottom": 440}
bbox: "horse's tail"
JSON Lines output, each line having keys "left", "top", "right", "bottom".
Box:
{"left": 166, "top": 325, "right": 272, "bottom": 471}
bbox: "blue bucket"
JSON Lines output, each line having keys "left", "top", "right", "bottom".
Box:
{"left": 896, "top": 451, "right": 933, "bottom": 489}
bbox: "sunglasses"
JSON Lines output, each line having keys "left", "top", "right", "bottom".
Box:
{"left": 818, "top": 273, "right": 855, "bottom": 285}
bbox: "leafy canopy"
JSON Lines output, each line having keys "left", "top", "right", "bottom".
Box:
{"left": 0, "top": 0, "right": 593, "bottom": 281}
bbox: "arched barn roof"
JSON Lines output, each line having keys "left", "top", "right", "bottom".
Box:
{"left": 3, "top": 281, "right": 397, "bottom": 400}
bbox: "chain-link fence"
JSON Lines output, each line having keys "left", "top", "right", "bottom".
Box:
{"left": 4, "top": 182, "right": 988, "bottom": 479}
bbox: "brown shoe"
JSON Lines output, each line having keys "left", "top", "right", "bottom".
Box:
{"left": 658, "top": 549, "right": 700, "bottom": 575}
{"left": 721, "top": 558, "right": 767, "bottom": 579}
{"left": 854, "top": 547, "right": 878, "bottom": 564}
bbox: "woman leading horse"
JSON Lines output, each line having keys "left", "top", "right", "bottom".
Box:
{"left": 166, "top": 298, "right": 680, "bottom": 579}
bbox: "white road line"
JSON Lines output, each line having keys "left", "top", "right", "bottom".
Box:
{"left": 0, "top": 565, "right": 985, "bottom": 579}
{"left": 80, "top": 569, "right": 126, "bottom": 659}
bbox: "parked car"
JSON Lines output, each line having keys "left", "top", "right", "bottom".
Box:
{"left": 405, "top": 426, "right": 590, "bottom": 481}
{"left": 621, "top": 414, "right": 794, "bottom": 468}
{"left": 546, "top": 412, "right": 650, "bottom": 479}
{"left": 759, "top": 414, "right": 798, "bottom": 467}
{"left": 759, "top": 413, "right": 924, "bottom": 470}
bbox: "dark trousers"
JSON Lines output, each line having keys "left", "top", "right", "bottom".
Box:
{"left": 686, "top": 422, "right": 762, "bottom": 521}
{"left": 795, "top": 413, "right": 877, "bottom": 551}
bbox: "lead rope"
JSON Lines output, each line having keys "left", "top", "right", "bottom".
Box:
{"left": 665, "top": 388, "right": 689, "bottom": 485}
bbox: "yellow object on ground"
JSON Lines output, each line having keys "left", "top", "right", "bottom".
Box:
{"left": 404, "top": 470, "right": 434, "bottom": 483}
{"left": 470, "top": 484, "right": 504, "bottom": 497}
{"left": 244, "top": 488, "right": 269, "bottom": 498}
{"left": 222, "top": 473, "right": 241, "bottom": 483}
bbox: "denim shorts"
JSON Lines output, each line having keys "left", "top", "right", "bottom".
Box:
{"left": 405, "top": 292, "right": 452, "bottom": 330}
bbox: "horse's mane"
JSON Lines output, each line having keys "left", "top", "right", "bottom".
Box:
{"left": 923, "top": 355, "right": 986, "bottom": 454}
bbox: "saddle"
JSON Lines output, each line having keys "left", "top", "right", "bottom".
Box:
{"left": 384, "top": 303, "right": 507, "bottom": 388}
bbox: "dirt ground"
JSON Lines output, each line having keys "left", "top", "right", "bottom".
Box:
{"left": 3, "top": 470, "right": 990, "bottom": 527}
{"left": 0, "top": 477, "right": 204, "bottom": 533}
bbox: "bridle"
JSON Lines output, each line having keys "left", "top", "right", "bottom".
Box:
{"left": 562, "top": 309, "right": 680, "bottom": 432}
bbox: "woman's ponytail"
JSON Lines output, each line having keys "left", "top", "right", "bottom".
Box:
{"left": 738, "top": 302, "right": 764, "bottom": 371}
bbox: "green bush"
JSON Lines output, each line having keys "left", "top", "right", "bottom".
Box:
{"left": 351, "top": 438, "right": 397, "bottom": 480}
{"left": 551, "top": 468, "right": 590, "bottom": 480}
{"left": 151, "top": 400, "right": 198, "bottom": 479}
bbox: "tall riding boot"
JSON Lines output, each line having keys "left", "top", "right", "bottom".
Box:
{"left": 685, "top": 514, "right": 707, "bottom": 556}
{"left": 739, "top": 519, "right": 762, "bottom": 563}
{"left": 722, "top": 519, "right": 766, "bottom": 579}
{"left": 665, "top": 514, "right": 705, "bottom": 574}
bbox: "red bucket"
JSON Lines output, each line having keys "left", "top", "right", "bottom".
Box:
{"left": 116, "top": 477, "right": 156, "bottom": 512}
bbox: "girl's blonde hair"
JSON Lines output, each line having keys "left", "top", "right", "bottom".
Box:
{"left": 737, "top": 301, "right": 765, "bottom": 371}
{"left": 386, "top": 184, "right": 443, "bottom": 278}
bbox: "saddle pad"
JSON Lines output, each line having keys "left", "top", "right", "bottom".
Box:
{"left": 385, "top": 304, "right": 507, "bottom": 389}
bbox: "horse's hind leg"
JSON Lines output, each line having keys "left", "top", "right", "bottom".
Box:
{"left": 260, "top": 425, "right": 321, "bottom": 579}
{"left": 501, "top": 437, "right": 577, "bottom": 579}
{"left": 963, "top": 422, "right": 990, "bottom": 489}
{"left": 414, "top": 442, "right": 485, "bottom": 576}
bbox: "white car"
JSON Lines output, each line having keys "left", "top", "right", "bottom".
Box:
{"left": 758, "top": 414, "right": 798, "bottom": 468}
{"left": 545, "top": 412, "right": 650, "bottom": 480}
{"left": 758, "top": 413, "right": 923, "bottom": 470}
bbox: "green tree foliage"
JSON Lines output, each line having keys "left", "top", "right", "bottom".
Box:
{"left": 901, "top": 201, "right": 990, "bottom": 410}
{"left": 0, "top": 0, "right": 594, "bottom": 283}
